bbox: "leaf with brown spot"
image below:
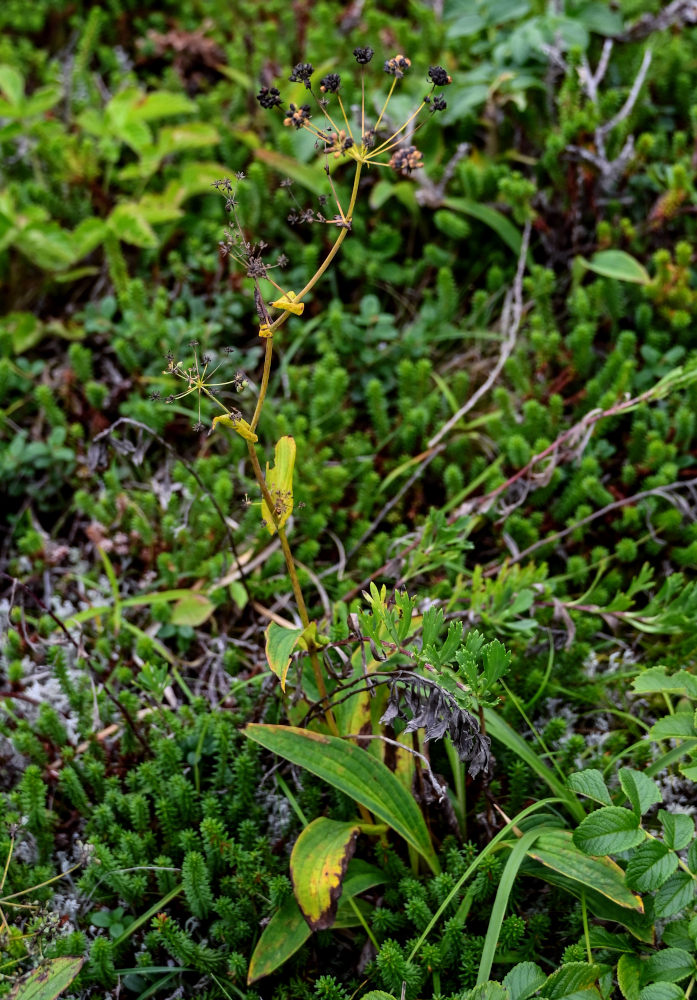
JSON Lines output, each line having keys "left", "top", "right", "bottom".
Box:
{"left": 290, "top": 818, "right": 363, "bottom": 930}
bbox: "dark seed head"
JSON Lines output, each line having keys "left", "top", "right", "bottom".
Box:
{"left": 353, "top": 46, "right": 374, "bottom": 65}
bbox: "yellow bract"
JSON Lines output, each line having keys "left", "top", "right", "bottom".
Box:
{"left": 261, "top": 436, "right": 296, "bottom": 534}
{"left": 211, "top": 412, "right": 258, "bottom": 442}
{"left": 271, "top": 291, "right": 304, "bottom": 315}
{"left": 258, "top": 323, "right": 273, "bottom": 338}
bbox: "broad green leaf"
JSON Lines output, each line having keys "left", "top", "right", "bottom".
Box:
{"left": 659, "top": 811, "right": 695, "bottom": 851}
{"left": 107, "top": 204, "right": 158, "bottom": 248}
{"left": 290, "top": 818, "right": 384, "bottom": 930}
{"left": 466, "top": 985, "right": 508, "bottom": 1000}
{"left": 503, "top": 962, "right": 547, "bottom": 1000}
{"left": 573, "top": 807, "right": 645, "bottom": 856}
{"left": 2, "top": 311, "right": 42, "bottom": 354}
{"left": 642, "top": 949, "right": 695, "bottom": 984}
{"left": 617, "top": 954, "right": 642, "bottom": 1000}
{"left": 255, "top": 147, "right": 328, "bottom": 192}
{"left": 123, "top": 90, "right": 196, "bottom": 122}
{"left": 580, "top": 250, "right": 650, "bottom": 284}
{"left": 625, "top": 840, "right": 678, "bottom": 893}
{"left": 650, "top": 714, "right": 697, "bottom": 741}
{"left": 247, "top": 861, "right": 384, "bottom": 982}
{"left": 566, "top": 769, "right": 613, "bottom": 806}
{"left": 443, "top": 197, "right": 523, "bottom": 256}
{"left": 71, "top": 218, "right": 108, "bottom": 258}
{"left": 359, "top": 994, "right": 397, "bottom": 1000}
{"left": 619, "top": 768, "right": 662, "bottom": 816}
{"left": 243, "top": 725, "right": 439, "bottom": 872}
{"left": 539, "top": 961, "right": 602, "bottom": 999}
{"left": 632, "top": 667, "right": 697, "bottom": 698}
{"left": 527, "top": 829, "right": 642, "bottom": 910}
{"left": 179, "top": 160, "right": 234, "bottom": 196}
{"left": 0, "top": 64, "right": 24, "bottom": 106}
{"left": 15, "top": 223, "right": 77, "bottom": 271}
{"left": 22, "top": 85, "right": 61, "bottom": 116}
{"left": 638, "top": 985, "right": 685, "bottom": 1000}
{"left": 156, "top": 122, "right": 220, "bottom": 158}
{"left": 10, "top": 957, "right": 84, "bottom": 1000}
{"left": 654, "top": 872, "right": 696, "bottom": 919}
{"left": 170, "top": 592, "right": 214, "bottom": 627}
{"left": 261, "top": 436, "right": 296, "bottom": 535}
{"left": 662, "top": 919, "right": 694, "bottom": 950}
{"left": 265, "top": 621, "right": 303, "bottom": 690}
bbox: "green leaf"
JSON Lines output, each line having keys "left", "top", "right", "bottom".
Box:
{"left": 15, "top": 223, "right": 78, "bottom": 271}
{"left": 539, "top": 961, "right": 602, "bottom": 999}
{"left": 527, "top": 829, "right": 642, "bottom": 910}
{"left": 566, "top": 769, "right": 613, "bottom": 806}
{"left": 580, "top": 250, "right": 650, "bottom": 284}
{"left": 10, "top": 957, "right": 84, "bottom": 1000}
{"left": 71, "top": 218, "right": 108, "bottom": 258}
{"left": 124, "top": 90, "right": 196, "bottom": 121}
{"left": 443, "top": 197, "right": 523, "bottom": 256}
{"left": 650, "top": 714, "right": 697, "bottom": 741}
{"left": 0, "top": 64, "right": 24, "bottom": 106}
{"left": 503, "top": 962, "right": 547, "bottom": 1000}
{"left": 359, "top": 994, "right": 397, "bottom": 1000}
{"left": 265, "top": 621, "right": 303, "bottom": 691}
{"left": 574, "top": 807, "right": 645, "bottom": 856}
{"left": 466, "top": 985, "right": 508, "bottom": 1000}
{"left": 170, "top": 592, "right": 214, "bottom": 627}
{"left": 659, "top": 811, "right": 695, "bottom": 851}
{"left": 654, "top": 872, "right": 696, "bottom": 919}
{"left": 107, "top": 204, "right": 158, "bottom": 248}
{"left": 290, "top": 817, "right": 369, "bottom": 930}
{"left": 243, "top": 725, "right": 439, "bottom": 872}
{"left": 618, "top": 954, "right": 642, "bottom": 1000}
{"left": 619, "top": 768, "right": 662, "bottom": 816}
{"left": 255, "top": 147, "right": 328, "bottom": 192}
{"left": 638, "top": 985, "right": 685, "bottom": 1000}
{"left": 625, "top": 840, "right": 678, "bottom": 893}
{"left": 632, "top": 667, "right": 697, "bottom": 698}
{"left": 642, "top": 949, "right": 695, "bottom": 984}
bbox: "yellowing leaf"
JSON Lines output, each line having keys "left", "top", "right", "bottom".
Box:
{"left": 170, "top": 591, "right": 215, "bottom": 627}
{"left": 261, "top": 436, "right": 296, "bottom": 535}
{"left": 265, "top": 621, "right": 304, "bottom": 690}
{"left": 290, "top": 818, "right": 362, "bottom": 930}
{"left": 211, "top": 411, "right": 258, "bottom": 442}
{"left": 271, "top": 291, "right": 304, "bottom": 315}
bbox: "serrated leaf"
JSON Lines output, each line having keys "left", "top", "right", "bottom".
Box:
{"left": 625, "top": 840, "right": 678, "bottom": 893}
{"left": 243, "top": 725, "right": 439, "bottom": 872}
{"left": 574, "top": 807, "right": 645, "bottom": 856}
{"left": 659, "top": 811, "right": 695, "bottom": 851}
{"left": 638, "top": 985, "right": 685, "bottom": 1000}
{"left": 503, "top": 962, "right": 547, "bottom": 1000}
{"left": 650, "top": 714, "right": 697, "bottom": 741}
{"left": 632, "top": 667, "right": 697, "bottom": 698}
{"left": 654, "top": 871, "right": 696, "bottom": 919}
{"left": 618, "top": 953, "right": 642, "bottom": 1000}
{"left": 620, "top": 768, "right": 662, "bottom": 816}
{"left": 107, "top": 204, "right": 158, "bottom": 248}
{"left": 265, "top": 621, "right": 303, "bottom": 690}
{"left": 539, "top": 961, "right": 602, "bottom": 999}
{"left": 580, "top": 250, "right": 650, "bottom": 284}
{"left": 527, "top": 829, "right": 642, "bottom": 910}
{"left": 466, "top": 985, "right": 509, "bottom": 1000}
{"left": 567, "top": 769, "right": 613, "bottom": 806}
{"left": 170, "top": 592, "right": 214, "bottom": 627}
{"left": 291, "top": 818, "right": 380, "bottom": 930}
{"left": 642, "top": 948, "right": 695, "bottom": 984}
{"left": 10, "top": 957, "right": 84, "bottom": 1000}
{"left": 15, "top": 222, "right": 78, "bottom": 271}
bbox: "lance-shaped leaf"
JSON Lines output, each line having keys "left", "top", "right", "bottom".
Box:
{"left": 10, "top": 957, "right": 84, "bottom": 1000}
{"left": 244, "top": 724, "right": 439, "bottom": 872}
{"left": 265, "top": 621, "right": 303, "bottom": 690}
{"left": 261, "top": 436, "right": 296, "bottom": 535}
{"left": 290, "top": 817, "right": 384, "bottom": 930}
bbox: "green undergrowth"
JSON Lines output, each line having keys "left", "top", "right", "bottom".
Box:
{"left": 2, "top": 1, "right": 697, "bottom": 998}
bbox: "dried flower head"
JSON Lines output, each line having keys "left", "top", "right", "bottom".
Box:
{"left": 389, "top": 144, "right": 423, "bottom": 175}
{"left": 353, "top": 46, "right": 374, "bottom": 64}
{"left": 283, "top": 103, "right": 312, "bottom": 129}
{"left": 320, "top": 73, "right": 341, "bottom": 94}
{"left": 428, "top": 65, "right": 452, "bottom": 86}
{"left": 257, "top": 86, "right": 282, "bottom": 109}
{"left": 289, "top": 62, "right": 314, "bottom": 88}
{"left": 384, "top": 54, "right": 411, "bottom": 78}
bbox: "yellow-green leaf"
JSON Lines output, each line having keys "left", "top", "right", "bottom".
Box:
{"left": 580, "top": 250, "right": 650, "bottom": 285}
{"left": 265, "top": 621, "right": 303, "bottom": 690}
{"left": 211, "top": 412, "right": 258, "bottom": 442}
{"left": 290, "top": 818, "right": 362, "bottom": 930}
{"left": 261, "top": 436, "right": 296, "bottom": 535}
{"left": 170, "top": 592, "right": 215, "bottom": 627}
{"left": 10, "top": 957, "right": 84, "bottom": 1000}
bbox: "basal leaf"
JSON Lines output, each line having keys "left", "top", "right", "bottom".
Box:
{"left": 10, "top": 957, "right": 84, "bottom": 1000}
{"left": 243, "top": 725, "right": 439, "bottom": 872}
{"left": 291, "top": 818, "right": 364, "bottom": 930}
